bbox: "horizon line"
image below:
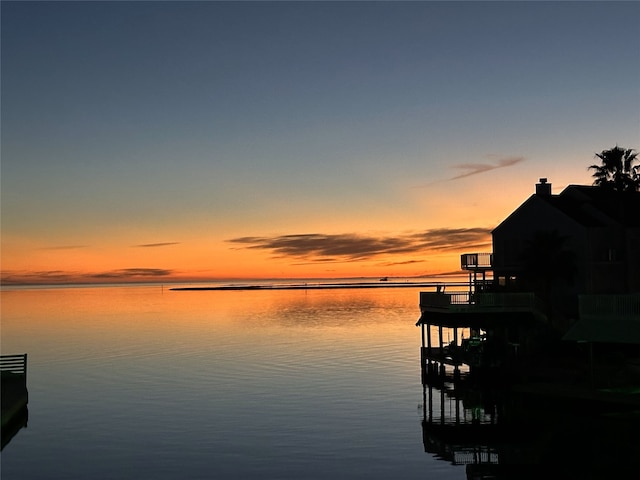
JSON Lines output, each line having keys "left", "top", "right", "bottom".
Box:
{"left": 0, "top": 272, "right": 476, "bottom": 288}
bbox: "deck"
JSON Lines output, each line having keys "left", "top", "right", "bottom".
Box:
{"left": 417, "top": 291, "right": 547, "bottom": 326}
{"left": 1, "top": 354, "right": 29, "bottom": 450}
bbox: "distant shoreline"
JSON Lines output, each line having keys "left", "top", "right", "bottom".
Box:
{"left": 170, "top": 281, "right": 468, "bottom": 291}
{"left": 0, "top": 276, "right": 474, "bottom": 291}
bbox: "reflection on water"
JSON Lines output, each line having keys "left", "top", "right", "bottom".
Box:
{"left": 4, "top": 283, "right": 637, "bottom": 479}
{"left": 420, "top": 366, "right": 640, "bottom": 478}
{"left": 1, "top": 284, "right": 461, "bottom": 480}
{"left": 1, "top": 406, "right": 28, "bottom": 451}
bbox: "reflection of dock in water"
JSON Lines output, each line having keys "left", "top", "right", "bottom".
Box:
{"left": 420, "top": 370, "right": 640, "bottom": 478}
{"left": 1, "top": 354, "right": 29, "bottom": 450}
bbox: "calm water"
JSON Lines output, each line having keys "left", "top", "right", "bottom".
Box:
{"left": 1, "top": 283, "right": 466, "bottom": 479}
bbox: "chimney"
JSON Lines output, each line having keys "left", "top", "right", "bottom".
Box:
{"left": 536, "top": 178, "right": 551, "bottom": 196}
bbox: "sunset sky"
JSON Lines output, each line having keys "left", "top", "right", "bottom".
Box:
{"left": 2, "top": 1, "right": 639, "bottom": 285}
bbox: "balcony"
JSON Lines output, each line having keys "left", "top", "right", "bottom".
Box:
{"left": 460, "top": 253, "right": 493, "bottom": 271}
{"left": 420, "top": 291, "right": 540, "bottom": 313}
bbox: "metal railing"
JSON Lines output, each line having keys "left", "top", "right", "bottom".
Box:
{"left": 579, "top": 294, "right": 640, "bottom": 319}
{"left": 0, "top": 354, "right": 27, "bottom": 386}
{"left": 420, "top": 291, "right": 540, "bottom": 312}
{"left": 460, "top": 252, "right": 493, "bottom": 270}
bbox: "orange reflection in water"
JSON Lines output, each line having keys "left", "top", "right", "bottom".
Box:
{"left": 1, "top": 285, "right": 427, "bottom": 367}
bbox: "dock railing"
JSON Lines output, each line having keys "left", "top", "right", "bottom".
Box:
{"left": 420, "top": 291, "right": 541, "bottom": 313}
{"left": 0, "top": 354, "right": 27, "bottom": 387}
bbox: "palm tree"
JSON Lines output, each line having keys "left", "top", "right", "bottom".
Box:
{"left": 588, "top": 146, "right": 639, "bottom": 192}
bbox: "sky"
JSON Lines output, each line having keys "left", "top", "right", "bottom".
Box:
{"left": 1, "top": 1, "right": 639, "bottom": 285}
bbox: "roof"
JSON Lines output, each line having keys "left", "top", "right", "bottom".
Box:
{"left": 563, "top": 316, "right": 640, "bottom": 344}
{"left": 553, "top": 185, "right": 640, "bottom": 228}
{"left": 493, "top": 185, "right": 640, "bottom": 233}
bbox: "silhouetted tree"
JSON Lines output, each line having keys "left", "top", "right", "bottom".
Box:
{"left": 589, "top": 146, "right": 639, "bottom": 192}
{"left": 589, "top": 147, "right": 638, "bottom": 292}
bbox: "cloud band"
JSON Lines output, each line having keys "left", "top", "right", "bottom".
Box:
{"left": 228, "top": 227, "right": 491, "bottom": 263}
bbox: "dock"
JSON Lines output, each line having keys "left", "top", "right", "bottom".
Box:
{"left": 1, "top": 354, "right": 29, "bottom": 450}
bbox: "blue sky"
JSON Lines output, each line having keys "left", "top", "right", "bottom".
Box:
{"left": 2, "top": 1, "right": 639, "bottom": 282}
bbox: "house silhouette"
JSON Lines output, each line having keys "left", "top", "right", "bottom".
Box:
{"left": 417, "top": 178, "right": 639, "bottom": 389}
{"left": 492, "top": 178, "right": 640, "bottom": 296}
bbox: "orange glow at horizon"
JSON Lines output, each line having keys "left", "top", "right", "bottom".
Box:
{"left": 1, "top": 174, "right": 576, "bottom": 286}
{"left": 0, "top": 192, "right": 505, "bottom": 285}
{"left": 1, "top": 233, "right": 486, "bottom": 285}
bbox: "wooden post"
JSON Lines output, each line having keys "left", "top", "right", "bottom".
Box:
{"left": 419, "top": 321, "right": 426, "bottom": 384}
{"left": 589, "top": 342, "right": 594, "bottom": 388}
{"left": 422, "top": 384, "right": 427, "bottom": 422}
{"left": 23, "top": 353, "right": 27, "bottom": 387}
{"left": 426, "top": 323, "right": 433, "bottom": 379}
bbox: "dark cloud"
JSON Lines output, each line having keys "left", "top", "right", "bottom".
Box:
{"left": 380, "top": 259, "right": 426, "bottom": 266}
{"left": 230, "top": 234, "right": 420, "bottom": 259}
{"left": 1, "top": 268, "right": 174, "bottom": 285}
{"left": 228, "top": 228, "right": 492, "bottom": 263}
{"left": 449, "top": 155, "right": 525, "bottom": 180}
{"left": 1, "top": 270, "right": 83, "bottom": 284}
{"left": 406, "top": 227, "right": 493, "bottom": 251}
{"left": 91, "top": 268, "right": 173, "bottom": 279}
{"left": 9, "top": 270, "right": 78, "bottom": 280}
{"left": 134, "top": 242, "right": 180, "bottom": 248}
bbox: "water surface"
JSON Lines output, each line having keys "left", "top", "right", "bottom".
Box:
{"left": 1, "top": 283, "right": 465, "bottom": 479}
